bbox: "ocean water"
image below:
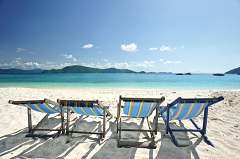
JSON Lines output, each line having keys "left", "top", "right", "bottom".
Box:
{"left": 0, "top": 73, "right": 239, "bottom": 90}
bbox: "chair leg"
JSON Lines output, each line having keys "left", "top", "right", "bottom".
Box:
{"left": 169, "top": 131, "right": 180, "bottom": 147}
{"left": 190, "top": 119, "right": 200, "bottom": 129}
{"left": 61, "top": 107, "right": 65, "bottom": 134}
{"left": 26, "top": 106, "right": 64, "bottom": 138}
{"left": 102, "top": 108, "right": 106, "bottom": 139}
{"left": 166, "top": 117, "right": 180, "bottom": 147}
{"left": 146, "top": 117, "right": 154, "bottom": 139}
{"left": 201, "top": 107, "right": 214, "bottom": 147}
{"left": 26, "top": 113, "right": 58, "bottom": 138}
{"left": 201, "top": 133, "right": 214, "bottom": 147}
{"left": 27, "top": 108, "right": 33, "bottom": 133}
{"left": 155, "top": 108, "right": 158, "bottom": 135}
{"left": 116, "top": 118, "right": 119, "bottom": 134}
{"left": 165, "top": 120, "right": 169, "bottom": 134}
{"left": 202, "top": 107, "right": 209, "bottom": 135}
{"left": 66, "top": 109, "right": 70, "bottom": 135}
{"left": 118, "top": 118, "right": 122, "bottom": 147}
{"left": 32, "top": 114, "right": 50, "bottom": 133}
{"left": 117, "top": 102, "right": 121, "bottom": 134}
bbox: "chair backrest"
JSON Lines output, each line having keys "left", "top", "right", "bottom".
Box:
{"left": 24, "top": 103, "right": 61, "bottom": 114}
{"left": 8, "top": 99, "right": 61, "bottom": 114}
{"left": 120, "top": 97, "right": 165, "bottom": 118}
{"left": 163, "top": 96, "right": 224, "bottom": 120}
{"left": 58, "top": 100, "right": 105, "bottom": 116}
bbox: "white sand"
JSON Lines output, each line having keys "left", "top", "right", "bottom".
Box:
{"left": 0, "top": 87, "right": 239, "bottom": 158}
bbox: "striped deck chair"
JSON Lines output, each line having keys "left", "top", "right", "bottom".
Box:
{"left": 117, "top": 96, "right": 165, "bottom": 149}
{"left": 158, "top": 96, "right": 224, "bottom": 147}
{"left": 58, "top": 99, "right": 113, "bottom": 139}
{"left": 8, "top": 99, "right": 65, "bottom": 138}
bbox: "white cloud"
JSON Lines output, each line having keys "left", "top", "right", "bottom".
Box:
{"left": 16, "top": 48, "right": 26, "bottom": 52}
{"left": 104, "top": 61, "right": 156, "bottom": 69}
{"left": 130, "top": 61, "right": 155, "bottom": 68}
{"left": 45, "top": 61, "right": 56, "bottom": 65}
{"left": 164, "top": 61, "right": 181, "bottom": 64}
{"left": 142, "top": 61, "right": 156, "bottom": 67}
{"left": 80, "top": 60, "right": 156, "bottom": 71}
{"left": 15, "top": 57, "right": 21, "bottom": 61}
{"left": 11, "top": 58, "right": 22, "bottom": 65}
{"left": 114, "top": 61, "right": 155, "bottom": 69}
{"left": 63, "top": 54, "right": 73, "bottom": 58}
{"left": 112, "top": 62, "right": 130, "bottom": 69}
{"left": 149, "top": 47, "right": 158, "bottom": 51}
{"left": 102, "top": 59, "right": 108, "bottom": 62}
{"left": 24, "top": 62, "right": 41, "bottom": 67}
{"left": 43, "top": 62, "right": 72, "bottom": 70}
{"left": 160, "top": 45, "right": 173, "bottom": 52}
{"left": 121, "top": 43, "right": 137, "bottom": 52}
{"left": 82, "top": 44, "right": 94, "bottom": 49}
{"left": 55, "top": 63, "right": 71, "bottom": 69}
{"left": 159, "top": 59, "right": 164, "bottom": 62}
{"left": 0, "top": 59, "right": 42, "bottom": 69}
{"left": 0, "top": 59, "right": 75, "bottom": 70}
{"left": 61, "top": 54, "right": 77, "bottom": 61}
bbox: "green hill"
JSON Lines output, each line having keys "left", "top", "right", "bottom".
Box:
{"left": 225, "top": 67, "right": 240, "bottom": 74}
{"left": 0, "top": 68, "right": 43, "bottom": 74}
{"left": 43, "top": 65, "right": 136, "bottom": 73}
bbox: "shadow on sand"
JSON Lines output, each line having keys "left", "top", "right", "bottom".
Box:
{"left": 155, "top": 121, "right": 202, "bottom": 159}
{"left": 0, "top": 116, "right": 203, "bottom": 158}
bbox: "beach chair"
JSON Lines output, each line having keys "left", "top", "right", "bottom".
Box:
{"left": 117, "top": 96, "right": 165, "bottom": 149}
{"left": 8, "top": 99, "right": 65, "bottom": 138}
{"left": 57, "top": 99, "right": 113, "bottom": 139}
{"left": 158, "top": 96, "right": 224, "bottom": 147}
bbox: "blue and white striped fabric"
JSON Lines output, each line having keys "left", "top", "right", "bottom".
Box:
{"left": 68, "top": 107, "right": 104, "bottom": 116}
{"left": 159, "top": 102, "right": 209, "bottom": 121}
{"left": 123, "top": 101, "right": 157, "bottom": 118}
{"left": 60, "top": 101, "right": 106, "bottom": 116}
{"left": 22, "top": 103, "right": 61, "bottom": 114}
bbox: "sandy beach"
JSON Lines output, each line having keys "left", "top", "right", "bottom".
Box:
{"left": 0, "top": 87, "right": 239, "bottom": 159}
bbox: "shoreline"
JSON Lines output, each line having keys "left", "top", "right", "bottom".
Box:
{"left": 1, "top": 86, "right": 240, "bottom": 91}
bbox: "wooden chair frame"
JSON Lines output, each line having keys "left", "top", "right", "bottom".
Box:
{"left": 58, "top": 99, "right": 113, "bottom": 139}
{"left": 8, "top": 99, "right": 65, "bottom": 138}
{"left": 117, "top": 96, "right": 165, "bottom": 148}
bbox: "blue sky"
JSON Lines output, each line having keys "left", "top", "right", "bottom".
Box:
{"left": 0, "top": 0, "right": 240, "bottom": 73}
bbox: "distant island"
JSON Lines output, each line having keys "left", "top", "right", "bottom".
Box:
{"left": 0, "top": 65, "right": 171, "bottom": 74}
{"left": 225, "top": 67, "right": 240, "bottom": 74}
{"left": 213, "top": 73, "right": 225, "bottom": 76}
{"left": 0, "top": 68, "right": 43, "bottom": 74}
{"left": 175, "top": 73, "right": 191, "bottom": 75}
{"left": 1, "top": 65, "right": 239, "bottom": 74}
{"left": 42, "top": 65, "right": 135, "bottom": 73}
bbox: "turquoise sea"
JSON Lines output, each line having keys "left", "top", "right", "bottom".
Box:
{"left": 0, "top": 73, "right": 239, "bottom": 90}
